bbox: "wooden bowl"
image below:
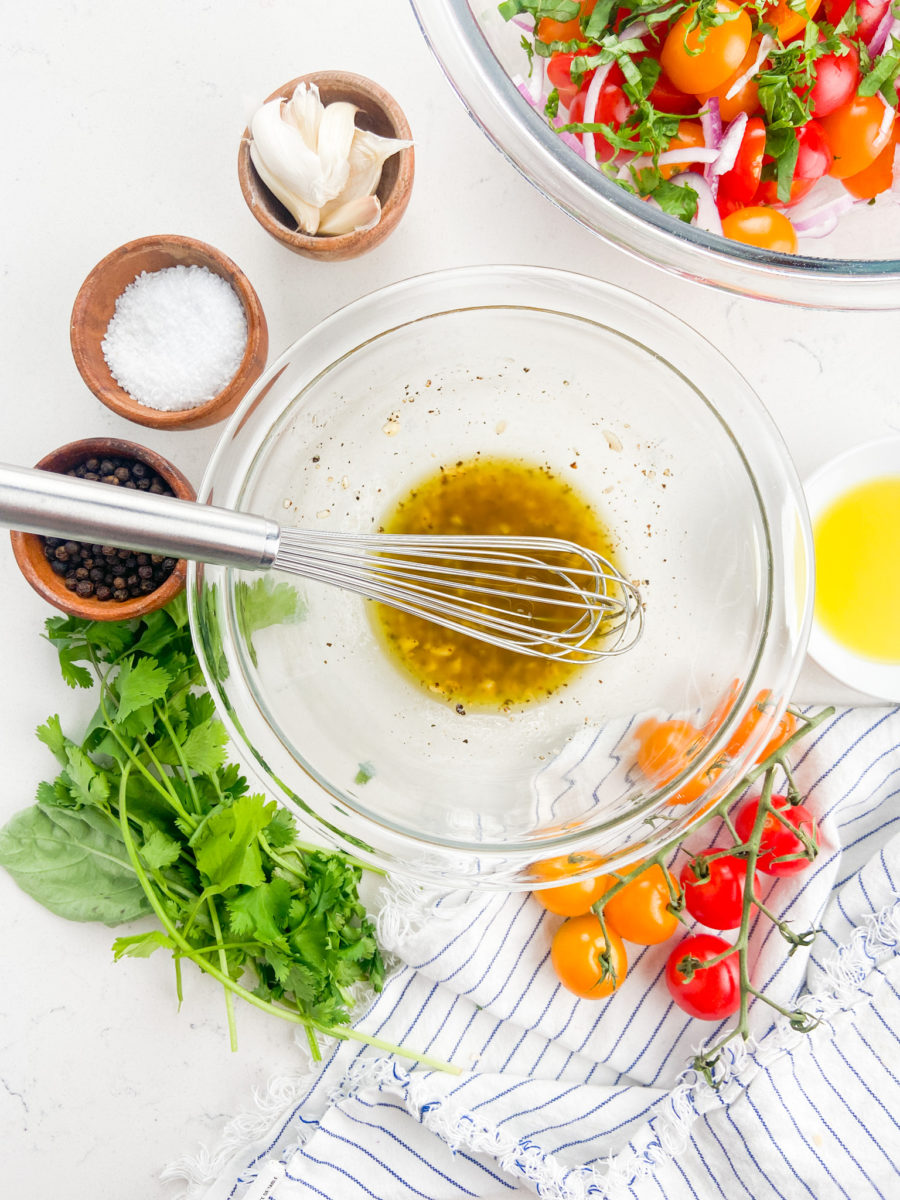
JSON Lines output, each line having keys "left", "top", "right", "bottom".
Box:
{"left": 70, "top": 234, "right": 269, "bottom": 431}
{"left": 10, "top": 438, "right": 196, "bottom": 621}
{"left": 238, "top": 71, "right": 415, "bottom": 261}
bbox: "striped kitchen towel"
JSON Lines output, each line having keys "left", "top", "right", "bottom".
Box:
{"left": 167, "top": 705, "right": 900, "bottom": 1200}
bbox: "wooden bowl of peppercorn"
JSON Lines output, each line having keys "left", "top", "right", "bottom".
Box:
{"left": 10, "top": 438, "right": 196, "bottom": 621}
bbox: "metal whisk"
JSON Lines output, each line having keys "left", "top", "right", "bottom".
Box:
{"left": 0, "top": 464, "right": 643, "bottom": 662}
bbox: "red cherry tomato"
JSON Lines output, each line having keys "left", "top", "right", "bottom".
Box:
{"left": 661, "top": 1, "right": 753, "bottom": 95}
{"left": 756, "top": 120, "right": 833, "bottom": 206}
{"left": 548, "top": 52, "right": 587, "bottom": 108}
{"left": 666, "top": 933, "right": 740, "bottom": 1019}
{"left": 680, "top": 850, "right": 759, "bottom": 929}
{"left": 721, "top": 206, "right": 799, "bottom": 253}
{"left": 823, "top": 0, "right": 890, "bottom": 46}
{"left": 795, "top": 37, "right": 859, "bottom": 119}
{"left": 734, "top": 794, "right": 820, "bottom": 876}
{"left": 821, "top": 93, "right": 895, "bottom": 179}
{"left": 573, "top": 61, "right": 636, "bottom": 160}
{"left": 716, "top": 116, "right": 766, "bottom": 215}
{"left": 648, "top": 65, "right": 700, "bottom": 115}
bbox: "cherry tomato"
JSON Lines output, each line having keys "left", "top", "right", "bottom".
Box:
{"left": 537, "top": 0, "right": 597, "bottom": 45}
{"left": 842, "top": 134, "right": 898, "bottom": 199}
{"left": 823, "top": 0, "right": 890, "bottom": 46}
{"left": 724, "top": 687, "right": 775, "bottom": 758}
{"left": 698, "top": 39, "right": 764, "bottom": 123}
{"left": 757, "top": 707, "right": 799, "bottom": 763}
{"left": 648, "top": 65, "right": 700, "bottom": 115}
{"left": 680, "top": 850, "right": 759, "bottom": 929}
{"left": 733, "top": 793, "right": 820, "bottom": 876}
{"left": 532, "top": 854, "right": 613, "bottom": 917}
{"left": 574, "top": 62, "right": 636, "bottom": 159}
{"left": 721, "top": 207, "right": 798, "bottom": 253}
{"left": 660, "top": 119, "right": 707, "bottom": 178}
{"left": 604, "top": 863, "right": 681, "bottom": 944}
{"left": 661, "top": 1, "right": 752, "bottom": 96}
{"left": 796, "top": 37, "right": 859, "bottom": 119}
{"left": 551, "top": 913, "right": 628, "bottom": 998}
{"left": 548, "top": 52, "right": 586, "bottom": 108}
{"left": 716, "top": 116, "right": 766, "bottom": 215}
{"left": 666, "top": 933, "right": 740, "bottom": 1019}
{"left": 703, "top": 678, "right": 742, "bottom": 739}
{"left": 635, "top": 717, "right": 703, "bottom": 784}
{"left": 665, "top": 759, "right": 727, "bottom": 808}
{"left": 821, "top": 93, "right": 895, "bottom": 180}
{"left": 760, "top": 0, "right": 822, "bottom": 42}
{"left": 756, "top": 119, "right": 833, "bottom": 206}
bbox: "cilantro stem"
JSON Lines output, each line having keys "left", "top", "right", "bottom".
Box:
{"left": 156, "top": 706, "right": 202, "bottom": 816}
{"left": 206, "top": 896, "right": 238, "bottom": 1053}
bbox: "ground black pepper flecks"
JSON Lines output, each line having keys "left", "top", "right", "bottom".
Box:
{"left": 40, "top": 456, "right": 178, "bottom": 601}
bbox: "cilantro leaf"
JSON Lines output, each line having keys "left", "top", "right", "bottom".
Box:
{"left": 190, "top": 794, "right": 275, "bottom": 891}
{"left": 227, "top": 877, "right": 293, "bottom": 948}
{"left": 114, "top": 656, "right": 172, "bottom": 724}
{"left": 36, "top": 714, "right": 68, "bottom": 766}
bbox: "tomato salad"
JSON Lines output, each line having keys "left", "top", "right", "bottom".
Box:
{"left": 500, "top": 0, "right": 900, "bottom": 250}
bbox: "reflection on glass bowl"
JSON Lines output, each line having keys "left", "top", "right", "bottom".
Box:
{"left": 189, "top": 266, "right": 812, "bottom": 889}
{"left": 408, "top": 0, "right": 900, "bottom": 310}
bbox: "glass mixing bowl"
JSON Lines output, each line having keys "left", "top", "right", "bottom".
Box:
{"left": 189, "top": 266, "right": 812, "bottom": 888}
{"left": 409, "top": 0, "right": 900, "bottom": 310}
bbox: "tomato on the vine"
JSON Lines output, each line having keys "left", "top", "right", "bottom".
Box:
{"left": 533, "top": 855, "right": 613, "bottom": 917}
{"left": 666, "top": 933, "right": 740, "bottom": 1019}
{"left": 635, "top": 718, "right": 703, "bottom": 784}
{"left": 604, "top": 863, "right": 680, "bottom": 944}
{"left": 724, "top": 687, "right": 777, "bottom": 759}
{"left": 716, "top": 116, "right": 766, "bottom": 215}
{"left": 721, "top": 207, "right": 798, "bottom": 253}
{"left": 734, "top": 794, "right": 820, "bottom": 876}
{"left": 665, "top": 758, "right": 727, "bottom": 808}
{"left": 680, "top": 850, "right": 759, "bottom": 929}
{"left": 795, "top": 36, "right": 859, "bottom": 119}
{"left": 756, "top": 119, "right": 833, "bottom": 206}
{"left": 551, "top": 913, "right": 628, "bottom": 998}
{"left": 661, "top": 1, "right": 752, "bottom": 95}
{"left": 821, "top": 93, "right": 895, "bottom": 180}
{"left": 757, "top": 707, "right": 799, "bottom": 763}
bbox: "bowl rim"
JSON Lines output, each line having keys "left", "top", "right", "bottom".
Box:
{"left": 408, "top": 0, "right": 900, "bottom": 311}
{"left": 188, "top": 264, "right": 814, "bottom": 881}
{"left": 69, "top": 233, "right": 269, "bottom": 431}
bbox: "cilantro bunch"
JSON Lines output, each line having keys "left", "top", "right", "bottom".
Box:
{"left": 0, "top": 593, "right": 453, "bottom": 1070}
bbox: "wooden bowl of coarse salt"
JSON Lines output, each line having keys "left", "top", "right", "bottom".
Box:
{"left": 70, "top": 234, "right": 268, "bottom": 431}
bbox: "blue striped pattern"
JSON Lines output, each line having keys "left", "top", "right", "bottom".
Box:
{"left": 189, "top": 706, "right": 900, "bottom": 1200}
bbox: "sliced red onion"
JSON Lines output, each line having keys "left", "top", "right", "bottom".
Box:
{"left": 700, "top": 97, "right": 723, "bottom": 198}
{"left": 620, "top": 146, "right": 722, "bottom": 178}
{"left": 711, "top": 112, "right": 748, "bottom": 176}
{"left": 867, "top": 7, "right": 894, "bottom": 56}
{"left": 557, "top": 129, "right": 587, "bottom": 157}
{"left": 511, "top": 13, "right": 535, "bottom": 30}
{"left": 725, "top": 34, "right": 774, "bottom": 100}
{"left": 581, "top": 60, "right": 616, "bottom": 165}
{"left": 789, "top": 191, "right": 855, "bottom": 237}
{"left": 617, "top": 20, "right": 649, "bottom": 41}
{"left": 513, "top": 54, "right": 545, "bottom": 107}
{"left": 667, "top": 171, "right": 723, "bottom": 235}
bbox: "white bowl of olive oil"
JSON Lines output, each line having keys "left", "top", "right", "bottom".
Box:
{"left": 189, "top": 266, "right": 813, "bottom": 889}
{"left": 805, "top": 437, "right": 900, "bottom": 702}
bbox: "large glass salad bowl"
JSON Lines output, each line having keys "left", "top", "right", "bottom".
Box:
{"left": 189, "top": 266, "right": 813, "bottom": 889}
{"left": 409, "top": 0, "right": 900, "bottom": 309}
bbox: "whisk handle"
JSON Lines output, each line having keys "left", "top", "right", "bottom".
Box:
{"left": 0, "top": 463, "right": 280, "bottom": 570}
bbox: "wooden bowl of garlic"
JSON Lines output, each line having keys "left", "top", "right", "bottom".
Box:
{"left": 238, "top": 71, "right": 415, "bottom": 261}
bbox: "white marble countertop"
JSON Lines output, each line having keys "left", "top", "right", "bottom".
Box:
{"left": 2, "top": 2, "right": 899, "bottom": 1196}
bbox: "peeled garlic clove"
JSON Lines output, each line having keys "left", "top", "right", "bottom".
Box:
{"left": 249, "top": 140, "right": 320, "bottom": 234}
{"left": 315, "top": 101, "right": 357, "bottom": 201}
{"left": 287, "top": 82, "right": 324, "bottom": 152}
{"left": 336, "top": 127, "right": 414, "bottom": 206}
{"left": 317, "top": 193, "right": 381, "bottom": 236}
{"left": 251, "top": 99, "right": 329, "bottom": 206}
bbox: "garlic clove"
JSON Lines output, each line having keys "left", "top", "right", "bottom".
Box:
{"left": 336, "top": 127, "right": 414, "bottom": 206}
{"left": 249, "top": 140, "right": 320, "bottom": 233}
{"left": 315, "top": 101, "right": 358, "bottom": 201}
{"left": 287, "top": 82, "right": 324, "bottom": 152}
{"left": 317, "top": 193, "right": 382, "bottom": 236}
{"left": 251, "top": 99, "right": 330, "bottom": 207}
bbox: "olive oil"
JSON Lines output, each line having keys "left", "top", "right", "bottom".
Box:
{"left": 371, "top": 456, "right": 621, "bottom": 709}
{"left": 814, "top": 476, "right": 900, "bottom": 662}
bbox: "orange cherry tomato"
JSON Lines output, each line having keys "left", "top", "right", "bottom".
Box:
{"left": 842, "top": 131, "right": 898, "bottom": 199}
{"left": 721, "top": 206, "right": 798, "bottom": 253}
{"left": 660, "top": 120, "right": 707, "bottom": 179}
{"left": 537, "top": 0, "right": 597, "bottom": 44}
{"left": 724, "top": 687, "right": 775, "bottom": 758}
{"left": 551, "top": 913, "right": 628, "bottom": 998}
{"left": 698, "top": 39, "right": 764, "bottom": 123}
{"left": 821, "top": 93, "right": 895, "bottom": 180}
{"left": 760, "top": 0, "right": 822, "bottom": 41}
{"left": 661, "top": 1, "right": 752, "bottom": 95}
{"left": 532, "top": 855, "right": 614, "bottom": 917}
{"left": 666, "top": 758, "right": 728, "bottom": 807}
{"left": 703, "top": 678, "right": 742, "bottom": 739}
{"left": 757, "top": 708, "right": 799, "bottom": 763}
{"left": 635, "top": 717, "right": 703, "bottom": 784}
{"left": 603, "top": 863, "right": 681, "bottom": 944}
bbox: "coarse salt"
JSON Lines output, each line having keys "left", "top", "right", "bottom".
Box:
{"left": 101, "top": 265, "right": 248, "bottom": 411}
